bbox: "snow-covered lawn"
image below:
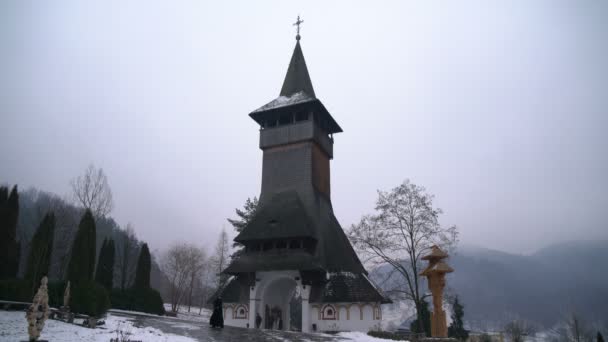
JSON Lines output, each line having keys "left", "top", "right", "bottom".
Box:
{"left": 0, "top": 310, "right": 196, "bottom": 342}
{"left": 0, "top": 308, "right": 405, "bottom": 342}
{"left": 336, "top": 331, "right": 405, "bottom": 342}
{"left": 162, "top": 303, "right": 211, "bottom": 323}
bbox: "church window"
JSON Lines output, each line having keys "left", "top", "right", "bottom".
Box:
{"left": 321, "top": 304, "right": 337, "bottom": 320}
{"left": 289, "top": 240, "right": 300, "bottom": 249}
{"left": 276, "top": 240, "right": 287, "bottom": 249}
{"left": 234, "top": 304, "right": 248, "bottom": 319}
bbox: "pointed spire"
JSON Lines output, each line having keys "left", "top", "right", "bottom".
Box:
{"left": 280, "top": 40, "right": 316, "bottom": 98}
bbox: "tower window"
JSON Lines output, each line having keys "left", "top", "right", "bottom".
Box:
{"left": 278, "top": 114, "right": 292, "bottom": 125}
{"left": 289, "top": 240, "right": 300, "bottom": 249}
{"left": 262, "top": 241, "right": 273, "bottom": 251}
{"left": 295, "top": 111, "right": 308, "bottom": 122}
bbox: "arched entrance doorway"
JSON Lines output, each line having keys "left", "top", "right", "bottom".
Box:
{"left": 260, "top": 276, "right": 298, "bottom": 331}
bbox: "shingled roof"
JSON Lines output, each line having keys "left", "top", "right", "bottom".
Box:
{"left": 229, "top": 190, "right": 367, "bottom": 275}
{"left": 310, "top": 272, "right": 392, "bottom": 304}
{"left": 251, "top": 91, "right": 315, "bottom": 114}
{"left": 208, "top": 276, "right": 250, "bottom": 304}
{"left": 224, "top": 250, "right": 324, "bottom": 274}
{"left": 280, "top": 40, "right": 315, "bottom": 98}
{"left": 234, "top": 191, "right": 316, "bottom": 242}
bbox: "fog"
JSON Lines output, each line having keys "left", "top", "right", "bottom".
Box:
{"left": 1, "top": 1, "right": 607, "bottom": 254}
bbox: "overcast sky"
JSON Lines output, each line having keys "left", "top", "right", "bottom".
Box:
{"left": 1, "top": 1, "right": 607, "bottom": 255}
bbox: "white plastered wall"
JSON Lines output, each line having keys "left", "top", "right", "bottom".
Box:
{"left": 223, "top": 303, "right": 250, "bottom": 328}
{"left": 309, "top": 302, "right": 383, "bottom": 333}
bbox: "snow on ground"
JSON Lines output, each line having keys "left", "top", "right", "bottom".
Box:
{"left": 337, "top": 331, "right": 404, "bottom": 342}
{"left": 163, "top": 303, "right": 211, "bottom": 323}
{"left": 0, "top": 310, "right": 196, "bottom": 342}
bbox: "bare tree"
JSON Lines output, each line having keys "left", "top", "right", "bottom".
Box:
{"left": 161, "top": 242, "right": 203, "bottom": 313}
{"left": 348, "top": 179, "right": 457, "bottom": 333}
{"left": 70, "top": 164, "right": 114, "bottom": 217}
{"left": 551, "top": 313, "right": 595, "bottom": 342}
{"left": 504, "top": 319, "right": 536, "bottom": 342}
{"left": 185, "top": 245, "right": 206, "bottom": 313}
{"left": 116, "top": 223, "right": 138, "bottom": 290}
{"left": 210, "top": 228, "right": 230, "bottom": 289}
{"left": 197, "top": 266, "right": 214, "bottom": 314}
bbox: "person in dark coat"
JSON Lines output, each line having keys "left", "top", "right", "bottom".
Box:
{"left": 209, "top": 297, "right": 224, "bottom": 328}
{"left": 255, "top": 312, "right": 262, "bottom": 329}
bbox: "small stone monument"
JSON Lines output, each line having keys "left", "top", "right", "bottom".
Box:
{"left": 420, "top": 245, "right": 454, "bottom": 338}
{"left": 26, "top": 276, "right": 50, "bottom": 341}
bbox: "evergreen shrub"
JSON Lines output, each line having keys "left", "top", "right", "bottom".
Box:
{"left": 0, "top": 279, "right": 67, "bottom": 308}
{"left": 70, "top": 281, "right": 110, "bottom": 317}
{"left": 110, "top": 288, "right": 165, "bottom": 315}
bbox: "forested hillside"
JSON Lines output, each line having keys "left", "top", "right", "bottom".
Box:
{"left": 13, "top": 187, "right": 168, "bottom": 294}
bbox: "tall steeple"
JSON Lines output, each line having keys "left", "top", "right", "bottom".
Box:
{"left": 280, "top": 41, "right": 316, "bottom": 98}
{"left": 217, "top": 22, "right": 390, "bottom": 333}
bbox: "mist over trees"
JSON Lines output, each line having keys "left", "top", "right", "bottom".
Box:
{"left": 12, "top": 186, "right": 152, "bottom": 290}
{"left": 1, "top": 165, "right": 167, "bottom": 304}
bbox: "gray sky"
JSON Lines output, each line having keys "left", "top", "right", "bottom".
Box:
{"left": 1, "top": 1, "right": 607, "bottom": 255}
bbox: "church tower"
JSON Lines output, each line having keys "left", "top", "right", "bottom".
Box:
{"left": 220, "top": 20, "right": 389, "bottom": 333}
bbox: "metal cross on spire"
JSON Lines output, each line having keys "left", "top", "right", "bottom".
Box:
{"left": 293, "top": 15, "right": 304, "bottom": 40}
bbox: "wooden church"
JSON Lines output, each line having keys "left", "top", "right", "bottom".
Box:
{"left": 218, "top": 21, "right": 390, "bottom": 333}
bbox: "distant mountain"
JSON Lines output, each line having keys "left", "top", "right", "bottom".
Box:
{"left": 371, "top": 241, "right": 608, "bottom": 330}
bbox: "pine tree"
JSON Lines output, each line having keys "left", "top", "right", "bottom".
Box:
{"left": 448, "top": 295, "right": 469, "bottom": 340}
{"left": 95, "top": 238, "right": 115, "bottom": 291}
{"left": 411, "top": 298, "right": 431, "bottom": 336}
{"left": 67, "top": 209, "right": 97, "bottom": 283}
{"left": 134, "top": 243, "right": 151, "bottom": 289}
{"left": 0, "top": 185, "right": 21, "bottom": 279}
{"left": 227, "top": 197, "right": 258, "bottom": 258}
{"left": 106, "top": 239, "right": 115, "bottom": 289}
{"left": 24, "top": 212, "right": 56, "bottom": 296}
{"left": 95, "top": 239, "right": 108, "bottom": 284}
{"left": 598, "top": 332, "right": 604, "bottom": 342}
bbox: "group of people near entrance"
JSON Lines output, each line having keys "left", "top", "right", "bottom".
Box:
{"left": 210, "top": 298, "right": 284, "bottom": 331}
